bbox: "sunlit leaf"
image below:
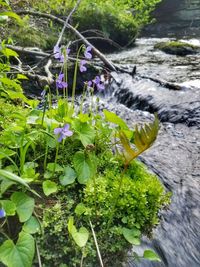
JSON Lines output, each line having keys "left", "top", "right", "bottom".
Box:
{"left": 73, "top": 120, "right": 95, "bottom": 147}
{"left": 0, "top": 200, "right": 16, "bottom": 216}
{"left": 0, "top": 232, "right": 35, "bottom": 267}
{"left": 143, "top": 250, "right": 161, "bottom": 262}
{"left": 119, "top": 115, "right": 159, "bottom": 164}
{"left": 42, "top": 180, "right": 58, "bottom": 196}
{"left": 23, "top": 216, "right": 40, "bottom": 234}
{"left": 103, "top": 109, "right": 128, "bottom": 129}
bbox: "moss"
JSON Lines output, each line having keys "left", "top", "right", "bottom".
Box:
{"left": 154, "top": 41, "right": 200, "bottom": 56}
{"left": 35, "top": 160, "right": 170, "bottom": 267}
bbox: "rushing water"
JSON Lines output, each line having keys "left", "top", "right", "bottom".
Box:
{"left": 98, "top": 38, "right": 200, "bottom": 267}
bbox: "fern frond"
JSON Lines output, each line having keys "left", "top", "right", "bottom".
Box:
{"left": 119, "top": 116, "right": 159, "bottom": 165}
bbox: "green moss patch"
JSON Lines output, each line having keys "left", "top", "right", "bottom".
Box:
{"left": 154, "top": 41, "right": 200, "bottom": 56}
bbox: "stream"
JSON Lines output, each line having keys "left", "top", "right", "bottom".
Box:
{"left": 99, "top": 38, "right": 200, "bottom": 267}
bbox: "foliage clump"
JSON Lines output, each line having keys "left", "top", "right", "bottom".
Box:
{"left": 3, "top": 0, "right": 162, "bottom": 50}
{"left": 0, "top": 3, "right": 169, "bottom": 266}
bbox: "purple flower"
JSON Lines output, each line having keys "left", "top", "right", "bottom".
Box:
{"left": 54, "top": 45, "right": 61, "bottom": 59}
{"left": 0, "top": 209, "right": 6, "bottom": 218}
{"left": 93, "top": 76, "right": 101, "bottom": 85}
{"left": 53, "top": 45, "right": 70, "bottom": 62}
{"left": 84, "top": 46, "right": 92, "bottom": 59}
{"left": 92, "top": 76, "right": 105, "bottom": 91}
{"left": 87, "top": 80, "right": 92, "bottom": 87}
{"left": 54, "top": 124, "right": 73, "bottom": 142}
{"left": 80, "top": 60, "right": 87, "bottom": 72}
{"left": 56, "top": 73, "right": 68, "bottom": 89}
{"left": 97, "top": 83, "right": 105, "bottom": 91}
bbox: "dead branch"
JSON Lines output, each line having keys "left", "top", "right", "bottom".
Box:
{"left": 16, "top": 10, "right": 117, "bottom": 71}
{"left": 56, "top": 0, "right": 81, "bottom": 47}
{"left": 141, "top": 75, "right": 182, "bottom": 90}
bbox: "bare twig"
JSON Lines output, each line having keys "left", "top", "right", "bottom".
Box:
{"left": 71, "top": 36, "right": 123, "bottom": 50}
{"left": 56, "top": 0, "right": 82, "bottom": 47}
{"left": 36, "top": 242, "right": 42, "bottom": 267}
{"left": 89, "top": 220, "right": 104, "bottom": 267}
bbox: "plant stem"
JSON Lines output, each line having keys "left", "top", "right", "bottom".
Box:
{"left": 53, "top": 143, "right": 59, "bottom": 176}
{"left": 71, "top": 45, "right": 84, "bottom": 110}
{"left": 89, "top": 220, "right": 104, "bottom": 267}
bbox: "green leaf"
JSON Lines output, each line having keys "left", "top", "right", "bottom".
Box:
{"left": 143, "top": 250, "right": 161, "bottom": 262}
{"left": 0, "top": 170, "right": 31, "bottom": 190}
{"left": 0, "top": 11, "right": 22, "bottom": 24}
{"left": 119, "top": 115, "right": 159, "bottom": 164}
{"left": 0, "top": 232, "right": 35, "bottom": 267}
{"left": 72, "top": 227, "right": 89, "bottom": 248}
{"left": 68, "top": 216, "right": 76, "bottom": 235}
{"left": 17, "top": 74, "right": 28, "bottom": 80}
{"left": 103, "top": 109, "right": 128, "bottom": 129}
{"left": 47, "top": 163, "right": 63, "bottom": 172}
{"left": 75, "top": 203, "right": 87, "bottom": 216}
{"left": 1, "top": 179, "right": 15, "bottom": 195}
{"left": 23, "top": 216, "right": 40, "bottom": 234}
{"left": 0, "top": 148, "right": 16, "bottom": 160}
{"left": 1, "top": 48, "right": 18, "bottom": 58}
{"left": 122, "top": 227, "right": 141, "bottom": 245}
{"left": 59, "top": 166, "right": 76, "bottom": 186}
{"left": 0, "top": 200, "right": 16, "bottom": 216}
{"left": 11, "top": 192, "right": 34, "bottom": 222}
{"left": 73, "top": 152, "right": 94, "bottom": 184}
{"left": 73, "top": 120, "right": 95, "bottom": 147}
{"left": 42, "top": 180, "right": 58, "bottom": 196}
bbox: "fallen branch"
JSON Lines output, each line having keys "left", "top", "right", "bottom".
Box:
{"left": 141, "top": 75, "right": 182, "bottom": 90}
{"left": 16, "top": 10, "right": 117, "bottom": 71}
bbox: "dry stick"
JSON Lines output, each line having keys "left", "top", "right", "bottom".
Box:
{"left": 36, "top": 242, "right": 42, "bottom": 267}
{"left": 56, "top": 0, "right": 82, "bottom": 47}
{"left": 89, "top": 220, "right": 104, "bottom": 267}
{"left": 16, "top": 10, "right": 117, "bottom": 71}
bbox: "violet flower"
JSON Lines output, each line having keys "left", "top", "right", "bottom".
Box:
{"left": 84, "top": 46, "right": 92, "bottom": 59}
{"left": 93, "top": 76, "right": 105, "bottom": 91}
{"left": 87, "top": 80, "right": 92, "bottom": 87}
{"left": 56, "top": 73, "right": 68, "bottom": 89}
{"left": 54, "top": 124, "right": 73, "bottom": 142}
{"left": 53, "top": 45, "right": 61, "bottom": 60}
{"left": 53, "top": 45, "right": 70, "bottom": 62}
{"left": 80, "top": 60, "right": 87, "bottom": 72}
{"left": 0, "top": 209, "right": 6, "bottom": 218}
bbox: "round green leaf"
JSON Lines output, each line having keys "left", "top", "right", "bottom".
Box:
{"left": 42, "top": 180, "right": 58, "bottom": 196}
{"left": 11, "top": 192, "right": 34, "bottom": 222}
{"left": 23, "top": 216, "right": 40, "bottom": 234}
{"left": 72, "top": 227, "right": 89, "bottom": 248}
{"left": 59, "top": 166, "right": 76, "bottom": 186}
{"left": 122, "top": 227, "right": 141, "bottom": 245}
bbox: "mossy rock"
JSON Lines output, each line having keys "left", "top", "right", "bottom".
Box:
{"left": 154, "top": 41, "right": 200, "bottom": 56}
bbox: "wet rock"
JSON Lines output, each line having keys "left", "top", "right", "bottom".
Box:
{"left": 154, "top": 41, "right": 200, "bottom": 56}
{"left": 108, "top": 73, "right": 200, "bottom": 127}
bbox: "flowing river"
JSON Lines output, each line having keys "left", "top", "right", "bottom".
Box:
{"left": 97, "top": 37, "right": 200, "bottom": 267}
